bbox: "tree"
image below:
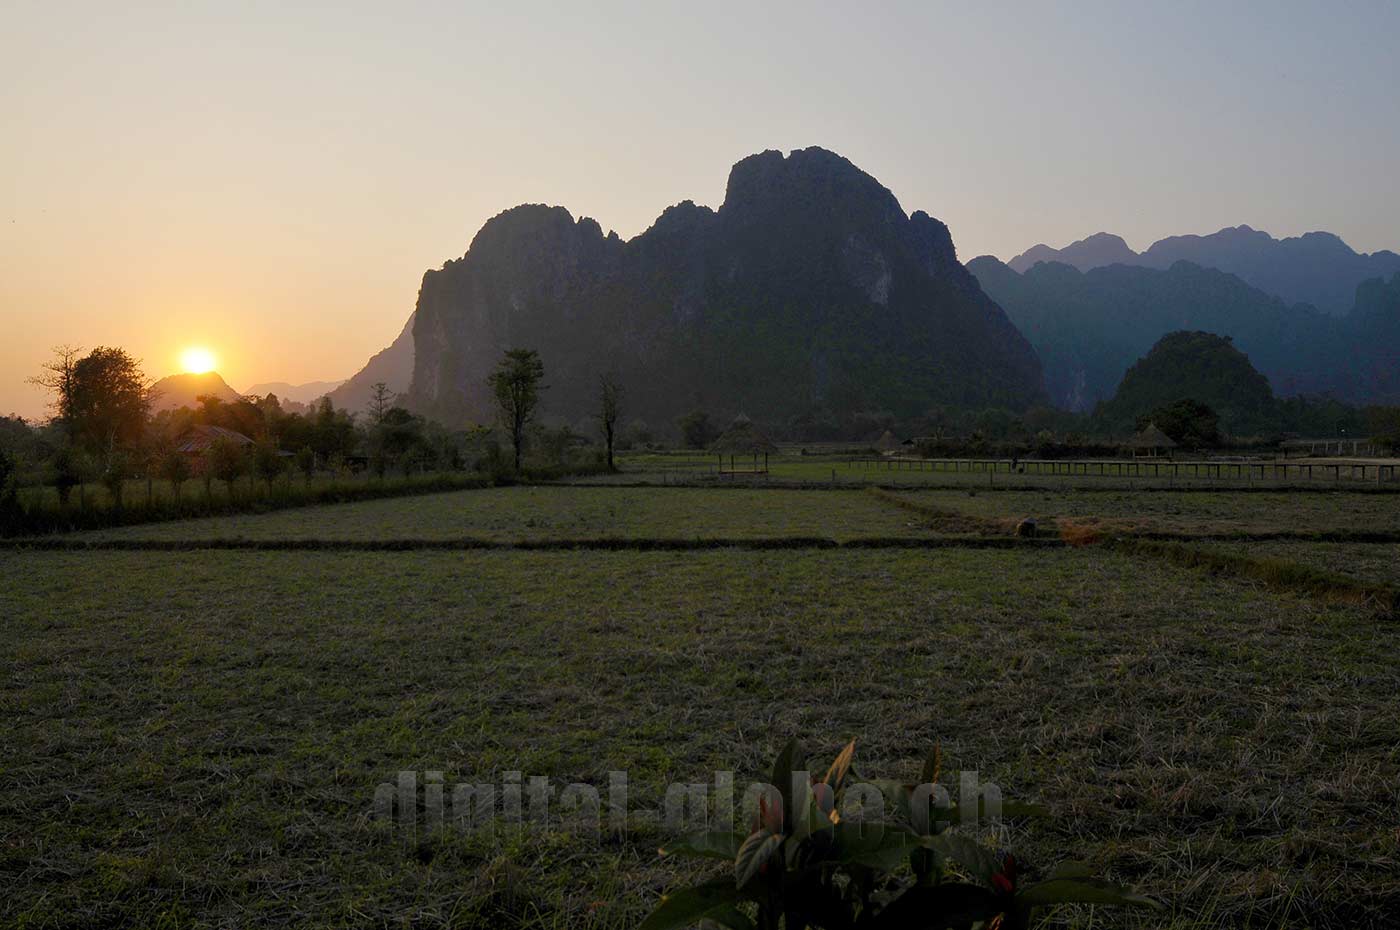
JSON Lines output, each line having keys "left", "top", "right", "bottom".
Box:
{"left": 207, "top": 438, "right": 247, "bottom": 499}
{"left": 294, "top": 446, "right": 316, "bottom": 482}
{"left": 677, "top": 409, "right": 717, "bottom": 449}
{"left": 52, "top": 446, "right": 83, "bottom": 508}
{"left": 368, "top": 382, "right": 393, "bottom": 425}
{"left": 159, "top": 450, "right": 191, "bottom": 501}
{"left": 1138, "top": 399, "right": 1220, "bottom": 447}
{"left": 1367, "top": 406, "right": 1400, "bottom": 452}
{"left": 487, "top": 349, "right": 545, "bottom": 471}
{"left": 0, "top": 449, "right": 19, "bottom": 534}
{"left": 66, "top": 347, "right": 152, "bottom": 456}
{"left": 27, "top": 345, "right": 81, "bottom": 430}
{"left": 595, "top": 373, "right": 622, "bottom": 471}
{"left": 100, "top": 449, "right": 132, "bottom": 509}
{"left": 252, "top": 441, "right": 285, "bottom": 494}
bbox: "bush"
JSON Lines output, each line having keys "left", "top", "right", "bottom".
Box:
{"left": 644, "top": 740, "right": 1158, "bottom": 930}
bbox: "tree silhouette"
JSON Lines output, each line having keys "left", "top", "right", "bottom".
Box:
{"left": 488, "top": 349, "right": 545, "bottom": 471}
{"left": 596, "top": 373, "right": 622, "bottom": 471}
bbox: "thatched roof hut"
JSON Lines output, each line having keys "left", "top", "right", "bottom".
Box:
{"left": 174, "top": 424, "right": 255, "bottom": 454}
{"left": 1127, "top": 422, "right": 1177, "bottom": 457}
{"left": 710, "top": 414, "right": 779, "bottom": 475}
{"left": 873, "top": 430, "right": 902, "bottom": 454}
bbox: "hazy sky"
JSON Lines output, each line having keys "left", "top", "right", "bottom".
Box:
{"left": 4, "top": 0, "right": 1398, "bottom": 418}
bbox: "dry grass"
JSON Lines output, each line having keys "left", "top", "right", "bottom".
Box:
{"left": 4, "top": 546, "right": 1400, "bottom": 928}
{"left": 6, "top": 483, "right": 1400, "bottom": 928}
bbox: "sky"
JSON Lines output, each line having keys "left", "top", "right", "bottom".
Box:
{"left": 4, "top": 0, "right": 1399, "bottom": 419}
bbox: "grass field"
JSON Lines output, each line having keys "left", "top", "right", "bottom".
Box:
{"left": 1199, "top": 541, "right": 1400, "bottom": 587}
{"left": 78, "top": 487, "right": 931, "bottom": 543}
{"left": 885, "top": 487, "right": 1400, "bottom": 537}
{"left": 5, "top": 482, "right": 1399, "bottom": 928}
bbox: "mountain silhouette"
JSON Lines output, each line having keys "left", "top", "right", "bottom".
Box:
{"left": 326, "top": 311, "right": 416, "bottom": 416}
{"left": 406, "top": 147, "right": 1044, "bottom": 427}
{"left": 1096, "top": 331, "right": 1277, "bottom": 435}
{"left": 1008, "top": 232, "right": 1138, "bottom": 274}
{"left": 243, "top": 379, "right": 344, "bottom": 405}
{"left": 1007, "top": 225, "right": 1400, "bottom": 315}
{"left": 970, "top": 256, "right": 1400, "bottom": 410}
{"left": 149, "top": 371, "right": 243, "bottom": 413}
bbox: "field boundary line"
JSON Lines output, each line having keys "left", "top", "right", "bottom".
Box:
{"left": 0, "top": 535, "right": 1067, "bottom": 553}
{"left": 1105, "top": 537, "right": 1400, "bottom": 615}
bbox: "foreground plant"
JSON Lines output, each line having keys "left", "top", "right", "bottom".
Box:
{"left": 641, "top": 740, "right": 1157, "bottom": 930}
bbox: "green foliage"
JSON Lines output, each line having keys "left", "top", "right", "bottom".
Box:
{"left": 487, "top": 349, "right": 546, "bottom": 471}
{"left": 677, "top": 410, "right": 718, "bottom": 449}
{"left": 1137, "top": 398, "right": 1221, "bottom": 447}
{"left": 206, "top": 438, "right": 248, "bottom": 495}
{"left": 294, "top": 446, "right": 316, "bottom": 480}
{"left": 646, "top": 740, "right": 1157, "bottom": 930}
{"left": 66, "top": 347, "right": 152, "bottom": 455}
{"left": 100, "top": 450, "right": 133, "bottom": 509}
{"left": 158, "top": 450, "right": 191, "bottom": 498}
{"left": 1367, "top": 406, "right": 1400, "bottom": 452}
{"left": 252, "top": 442, "right": 286, "bottom": 489}
{"left": 1097, "top": 331, "right": 1276, "bottom": 437}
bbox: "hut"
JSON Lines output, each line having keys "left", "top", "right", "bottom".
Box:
{"left": 1127, "top": 422, "right": 1177, "bottom": 458}
{"left": 873, "top": 430, "right": 902, "bottom": 455}
{"left": 174, "top": 424, "right": 255, "bottom": 455}
{"left": 711, "top": 414, "right": 780, "bottom": 477}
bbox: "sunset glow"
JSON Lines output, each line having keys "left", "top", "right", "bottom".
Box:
{"left": 180, "top": 347, "right": 216, "bottom": 374}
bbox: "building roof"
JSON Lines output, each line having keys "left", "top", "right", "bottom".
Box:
{"left": 1128, "top": 422, "right": 1177, "bottom": 449}
{"left": 874, "top": 430, "right": 902, "bottom": 452}
{"left": 710, "top": 414, "right": 781, "bottom": 454}
{"left": 174, "top": 424, "right": 255, "bottom": 454}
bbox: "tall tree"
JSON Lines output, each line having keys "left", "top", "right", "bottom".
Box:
{"left": 596, "top": 373, "right": 622, "bottom": 471}
{"left": 27, "top": 345, "right": 82, "bottom": 431}
{"left": 487, "top": 349, "right": 545, "bottom": 471}
{"left": 368, "top": 382, "right": 393, "bottom": 425}
{"left": 57, "top": 347, "right": 152, "bottom": 458}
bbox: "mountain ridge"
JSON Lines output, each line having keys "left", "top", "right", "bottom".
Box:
{"left": 1007, "top": 225, "right": 1400, "bottom": 314}
{"left": 406, "top": 147, "right": 1045, "bottom": 427}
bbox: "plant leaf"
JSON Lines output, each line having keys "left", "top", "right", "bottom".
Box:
{"left": 660, "top": 832, "right": 746, "bottom": 861}
{"left": 1015, "top": 877, "right": 1161, "bottom": 909}
{"left": 639, "top": 877, "right": 748, "bottom": 930}
{"left": 832, "top": 821, "right": 921, "bottom": 870}
{"left": 770, "top": 738, "right": 802, "bottom": 831}
{"left": 702, "top": 903, "right": 757, "bottom": 930}
{"left": 1046, "top": 860, "right": 1093, "bottom": 880}
{"left": 919, "top": 743, "right": 942, "bottom": 786}
{"left": 734, "top": 829, "right": 783, "bottom": 889}
{"left": 925, "top": 833, "right": 999, "bottom": 886}
{"left": 823, "top": 739, "right": 856, "bottom": 793}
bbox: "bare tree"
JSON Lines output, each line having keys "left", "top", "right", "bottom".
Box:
{"left": 596, "top": 373, "right": 622, "bottom": 471}
{"left": 27, "top": 345, "right": 82, "bottom": 430}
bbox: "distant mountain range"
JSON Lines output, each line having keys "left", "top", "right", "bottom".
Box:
{"left": 242, "top": 379, "right": 344, "bottom": 405}
{"left": 405, "top": 147, "right": 1043, "bottom": 426}
{"left": 970, "top": 255, "right": 1400, "bottom": 411}
{"left": 1008, "top": 226, "right": 1400, "bottom": 315}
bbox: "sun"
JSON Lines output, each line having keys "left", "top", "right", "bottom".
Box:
{"left": 180, "top": 347, "right": 216, "bottom": 374}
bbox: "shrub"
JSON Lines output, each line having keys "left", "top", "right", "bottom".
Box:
{"left": 643, "top": 740, "right": 1157, "bottom": 930}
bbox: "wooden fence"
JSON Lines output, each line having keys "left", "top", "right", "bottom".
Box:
{"left": 846, "top": 457, "right": 1400, "bottom": 483}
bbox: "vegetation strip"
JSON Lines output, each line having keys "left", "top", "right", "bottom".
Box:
{"left": 1106, "top": 537, "right": 1400, "bottom": 614}
{"left": 865, "top": 487, "right": 1011, "bottom": 534}
{"left": 1128, "top": 529, "right": 1400, "bottom": 544}
{"left": 0, "top": 535, "right": 1066, "bottom": 552}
